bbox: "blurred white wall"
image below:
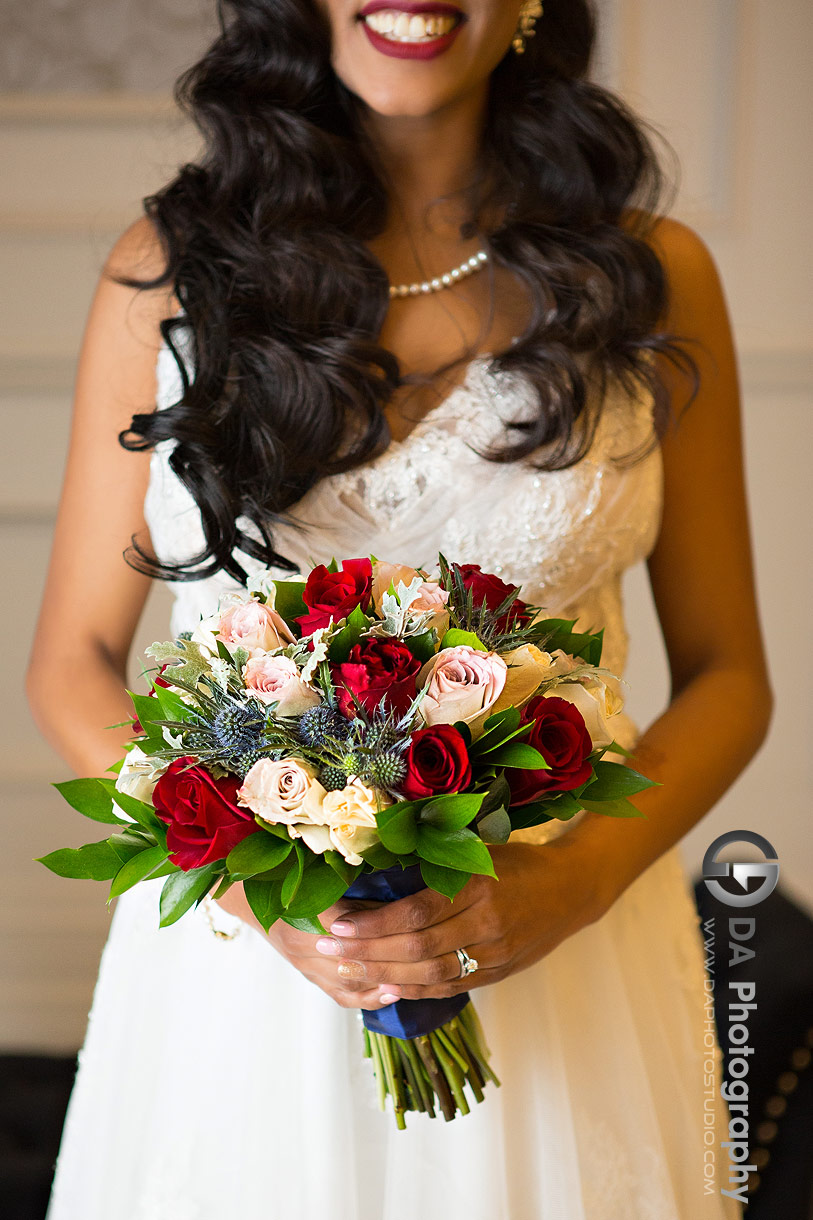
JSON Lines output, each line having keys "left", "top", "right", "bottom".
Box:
{"left": 0, "top": 1, "right": 811, "bottom": 1051}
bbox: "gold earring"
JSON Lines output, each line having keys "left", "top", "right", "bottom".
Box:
{"left": 513, "top": 0, "right": 543, "bottom": 54}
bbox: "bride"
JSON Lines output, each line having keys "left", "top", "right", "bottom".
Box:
{"left": 28, "top": 2, "right": 769, "bottom": 1217}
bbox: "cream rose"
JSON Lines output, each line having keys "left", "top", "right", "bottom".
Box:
{"left": 417, "top": 645, "right": 507, "bottom": 732}
{"left": 547, "top": 676, "right": 622, "bottom": 750}
{"left": 237, "top": 758, "right": 327, "bottom": 828}
{"left": 218, "top": 599, "right": 295, "bottom": 653}
{"left": 288, "top": 821, "right": 333, "bottom": 856}
{"left": 242, "top": 654, "right": 321, "bottom": 716}
{"left": 321, "top": 780, "right": 389, "bottom": 865}
{"left": 114, "top": 745, "right": 166, "bottom": 810}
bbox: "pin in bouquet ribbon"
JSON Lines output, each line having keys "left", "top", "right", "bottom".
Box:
{"left": 41, "top": 554, "right": 656, "bottom": 1128}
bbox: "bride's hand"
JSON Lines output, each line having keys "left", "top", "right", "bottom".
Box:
{"left": 309, "top": 838, "right": 612, "bottom": 1000}
{"left": 213, "top": 884, "right": 400, "bottom": 1011}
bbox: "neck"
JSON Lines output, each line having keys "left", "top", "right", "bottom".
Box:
{"left": 361, "top": 84, "right": 490, "bottom": 236}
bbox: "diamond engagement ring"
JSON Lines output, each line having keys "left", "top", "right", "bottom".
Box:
{"left": 455, "top": 947, "right": 479, "bottom": 978}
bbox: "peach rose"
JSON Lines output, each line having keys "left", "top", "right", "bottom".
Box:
{"left": 237, "top": 758, "right": 327, "bottom": 828}
{"left": 321, "top": 780, "right": 389, "bottom": 866}
{"left": 218, "top": 599, "right": 295, "bottom": 653}
{"left": 371, "top": 561, "right": 450, "bottom": 614}
{"left": 242, "top": 654, "right": 321, "bottom": 716}
{"left": 417, "top": 645, "right": 507, "bottom": 732}
{"left": 546, "top": 676, "right": 622, "bottom": 750}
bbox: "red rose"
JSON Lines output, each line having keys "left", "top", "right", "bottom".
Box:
{"left": 152, "top": 758, "right": 256, "bottom": 871}
{"left": 506, "top": 695, "right": 593, "bottom": 805}
{"left": 401, "top": 725, "right": 473, "bottom": 801}
{"left": 332, "top": 637, "right": 421, "bottom": 719}
{"left": 297, "top": 558, "right": 373, "bottom": 634}
{"left": 455, "top": 563, "right": 530, "bottom": 631}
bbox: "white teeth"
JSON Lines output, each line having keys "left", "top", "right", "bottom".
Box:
{"left": 363, "top": 9, "right": 458, "bottom": 42}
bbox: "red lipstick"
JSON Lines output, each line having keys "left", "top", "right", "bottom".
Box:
{"left": 358, "top": 3, "right": 466, "bottom": 62}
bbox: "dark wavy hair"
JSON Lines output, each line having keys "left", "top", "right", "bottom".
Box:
{"left": 121, "top": 0, "right": 692, "bottom": 583}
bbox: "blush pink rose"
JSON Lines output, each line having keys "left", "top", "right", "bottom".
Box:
{"left": 242, "top": 654, "right": 322, "bottom": 716}
{"left": 218, "top": 600, "right": 295, "bottom": 653}
{"left": 371, "top": 561, "right": 450, "bottom": 615}
{"left": 417, "top": 645, "right": 507, "bottom": 729}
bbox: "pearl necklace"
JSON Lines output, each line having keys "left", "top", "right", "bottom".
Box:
{"left": 388, "top": 249, "right": 490, "bottom": 299}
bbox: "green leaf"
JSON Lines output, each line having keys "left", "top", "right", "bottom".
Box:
{"left": 488, "top": 742, "right": 549, "bottom": 769}
{"left": 53, "top": 778, "right": 125, "bottom": 825}
{"left": 244, "top": 875, "right": 286, "bottom": 932}
{"left": 37, "top": 840, "right": 122, "bottom": 881}
{"left": 419, "top": 859, "right": 471, "bottom": 901}
{"left": 418, "top": 793, "right": 484, "bottom": 832}
{"left": 108, "top": 830, "right": 154, "bottom": 863}
{"left": 328, "top": 603, "right": 371, "bottom": 664}
{"left": 98, "top": 781, "right": 167, "bottom": 842}
{"left": 283, "top": 859, "right": 350, "bottom": 919}
{"left": 604, "top": 739, "right": 635, "bottom": 759}
{"left": 272, "top": 580, "right": 307, "bottom": 625}
{"left": 281, "top": 841, "right": 306, "bottom": 907}
{"left": 543, "top": 790, "right": 583, "bottom": 821}
{"left": 226, "top": 830, "right": 292, "bottom": 879}
{"left": 535, "top": 618, "right": 604, "bottom": 666}
{"left": 477, "top": 807, "right": 512, "bottom": 844}
{"left": 126, "top": 692, "right": 166, "bottom": 746}
{"left": 359, "top": 841, "right": 400, "bottom": 869}
{"left": 580, "top": 796, "right": 647, "bottom": 818}
{"left": 211, "top": 875, "right": 236, "bottom": 901}
{"left": 108, "top": 844, "right": 170, "bottom": 899}
{"left": 583, "top": 761, "right": 658, "bottom": 801}
{"left": 153, "top": 683, "right": 195, "bottom": 724}
{"left": 282, "top": 913, "right": 329, "bottom": 936}
{"left": 438, "top": 628, "right": 487, "bottom": 652}
{"left": 405, "top": 630, "right": 438, "bottom": 664}
{"left": 415, "top": 825, "right": 497, "bottom": 878}
{"left": 159, "top": 864, "right": 220, "bottom": 927}
{"left": 476, "top": 772, "right": 511, "bottom": 817}
{"left": 376, "top": 801, "right": 419, "bottom": 854}
{"left": 323, "top": 850, "right": 361, "bottom": 886}
{"left": 507, "top": 800, "right": 555, "bottom": 831}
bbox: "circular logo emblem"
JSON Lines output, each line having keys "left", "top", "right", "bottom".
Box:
{"left": 702, "top": 830, "right": 779, "bottom": 907}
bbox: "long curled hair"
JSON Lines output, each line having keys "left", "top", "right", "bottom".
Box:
{"left": 121, "top": 0, "right": 692, "bottom": 583}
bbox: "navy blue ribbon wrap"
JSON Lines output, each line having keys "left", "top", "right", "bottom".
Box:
{"left": 343, "top": 864, "right": 469, "bottom": 1038}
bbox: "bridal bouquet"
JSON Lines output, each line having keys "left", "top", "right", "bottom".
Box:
{"left": 41, "top": 555, "right": 654, "bottom": 1127}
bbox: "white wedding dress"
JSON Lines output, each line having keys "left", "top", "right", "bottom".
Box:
{"left": 47, "top": 344, "right": 741, "bottom": 1220}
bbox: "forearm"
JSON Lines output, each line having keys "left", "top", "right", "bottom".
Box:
{"left": 564, "top": 663, "right": 772, "bottom": 910}
{"left": 27, "top": 647, "right": 137, "bottom": 777}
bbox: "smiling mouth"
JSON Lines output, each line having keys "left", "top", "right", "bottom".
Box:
{"left": 358, "top": 8, "right": 464, "bottom": 44}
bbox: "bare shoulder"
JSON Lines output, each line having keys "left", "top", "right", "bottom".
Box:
{"left": 105, "top": 215, "right": 170, "bottom": 286}
{"left": 644, "top": 216, "right": 726, "bottom": 334}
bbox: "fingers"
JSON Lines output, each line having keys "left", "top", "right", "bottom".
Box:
{"left": 327, "top": 885, "right": 471, "bottom": 941}
{"left": 315, "top": 909, "right": 477, "bottom": 965}
{"left": 333, "top": 942, "right": 493, "bottom": 989}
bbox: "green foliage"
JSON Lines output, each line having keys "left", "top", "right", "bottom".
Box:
{"left": 283, "top": 859, "right": 351, "bottom": 920}
{"left": 477, "top": 807, "right": 512, "bottom": 844}
{"left": 244, "top": 875, "right": 286, "bottom": 932}
{"left": 376, "top": 802, "right": 421, "bottom": 854}
{"left": 37, "top": 840, "right": 122, "bottom": 881}
{"left": 485, "top": 741, "right": 548, "bottom": 770}
{"left": 405, "top": 630, "right": 437, "bottom": 663}
{"left": 533, "top": 618, "right": 604, "bottom": 666}
{"left": 281, "top": 841, "right": 306, "bottom": 907}
{"left": 415, "top": 825, "right": 497, "bottom": 878}
{"left": 417, "top": 793, "right": 484, "bottom": 832}
{"left": 419, "top": 859, "right": 471, "bottom": 901}
{"left": 438, "top": 628, "right": 487, "bottom": 652}
{"left": 328, "top": 604, "right": 371, "bottom": 664}
{"left": 579, "top": 796, "right": 647, "bottom": 818}
{"left": 225, "top": 830, "right": 293, "bottom": 880}
{"left": 53, "top": 778, "right": 127, "bottom": 826}
{"left": 272, "top": 580, "right": 307, "bottom": 624}
{"left": 108, "top": 844, "right": 170, "bottom": 899}
{"left": 159, "top": 864, "right": 220, "bottom": 927}
{"left": 582, "top": 760, "right": 658, "bottom": 801}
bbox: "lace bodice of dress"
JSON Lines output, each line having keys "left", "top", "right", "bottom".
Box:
{"left": 144, "top": 344, "right": 663, "bottom": 774}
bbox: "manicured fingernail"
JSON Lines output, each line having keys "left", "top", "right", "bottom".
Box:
{"left": 330, "top": 920, "right": 356, "bottom": 937}
{"left": 338, "top": 961, "right": 365, "bottom": 980}
{"left": 315, "top": 937, "right": 342, "bottom": 956}
{"left": 379, "top": 993, "right": 400, "bottom": 1005}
